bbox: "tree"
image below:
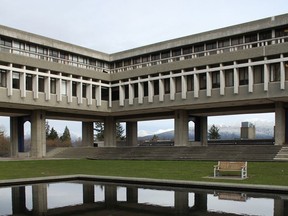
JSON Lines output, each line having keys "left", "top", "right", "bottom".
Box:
{"left": 60, "top": 126, "right": 71, "bottom": 144}
{"left": 151, "top": 134, "right": 159, "bottom": 142}
{"left": 47, "top": 127, "right": 59, "bottom": 140}
{"left": 45, "top": 121, "right": 50, "bottom": 138}
{"left": 208, "top": 124, "right": 221, "bottom": 140}
{"left": 94, "top": 122, "right": 125, "bottom": 141}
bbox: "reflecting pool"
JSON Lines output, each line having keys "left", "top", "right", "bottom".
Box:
{"left": 0, "top": 180, "right": 287, "bottom": 215}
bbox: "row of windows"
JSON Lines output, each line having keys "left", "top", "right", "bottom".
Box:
{"left": 0, "top": 37, "right": 109, "bottom": 71}
{"left": 0, "top": 62, "right": 287, "bottom": 102}
{"left": 110, "top": 27, "right": 288, "bottom": 71}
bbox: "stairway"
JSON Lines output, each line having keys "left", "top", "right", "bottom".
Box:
{"left": 274, "top": 146, "right": 288, "bottom": 161}
{"left": 47, "top": 145, "right": 283, "bottom": 161}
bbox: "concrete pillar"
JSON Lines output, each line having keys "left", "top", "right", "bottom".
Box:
{"left": 12, "top": 186, "right": 26, "bottom": 214}
{"left": 82, "top": 122, "right": 94, "bottom": 147}
{"left": 119, "top": 81, "right": 125, "bottom": 107}
{"left": 87, "top": 79, "right": 93, "bottom": 105}
{"left": 105, "top": 185, "right": 117, "bottom": 208}
{"left": 280, "top": 55, "right": 285, "bottom": 90}
{"left": 20, "top": 68, "right": 26, "bottom": 98}
{"left": 96, "top": 82, "right": 101, "bottom": 107}
{"left": 128, "top": 79, "right": 134, "bottom": 105}
{"left": 77, "top": 78, "right": 83, "bottom": 104}
{"left": 220, "top": 65, "right": 225, "bottom": 96}
{"left": 127, "top": 187, "right": 138, "bottom": 203}
{"left": 33, "top": 69, "right": 39, "bottom": 99}
{"left": 56, "top": 74, "right": 62, "bottom": 102}
{"left": 126, "top": 121, "right": 138, "bottom": 146}
{"left": 7, "top": 64, "right": 13, "bottom": 96}
{"left": 67, "top": 75, "right": 73, "bottom": 103}
{"left": 194, "top": 116, "right": 208, "bottom": 146}
{"left": 206, "top": 70, "right": 212, "bottom": 97}
{"left": 248, "top": 59, "right": 254, "bottom": 93}
{"left": 174, "top": 110, "right": 189, "bottom": 146}
{"left": 32, "top": 184, "right": 47, "bottom": 216}
{"left": 194, "top": 193, "right": 207, "bottom": 211}
{"left": 170, "top": 73, "right": 176, "bottom": 101}
{"left": 234, "top": 61, "right": 239, "bottom": 94}
{"left": 30, "top": 110, "right": 46, "bottom": 158}
{"left": 159, "top": 75, "right": 164, "bottom": 102}
{"left": 275, "top": 102, "right": 286, "bottom": 145}
{"left": 104, "top": 116, "right": 116, "bottom": 147}
{"left": 148, "top": 76, "right": 154, "bottom": 103}
{"left": 10, "top": 117, "right": 19, "bottom": 157}
{"left": 138, "top": 81, "right": 144, "bottom": 104}
{"left": 175, "top": 191, "right": 189, "bottom": 216}
{"left": 194, "top": 73, "right": 199, "bottom": 98}
{"left": 264, "top": 58, "right": 269, "bottom": 91}
{"left": 181, "top": 74, "right": 187, "bottom": 99}
{"left": 44, "top": 71, "right": 51, "bottom": 101}
{"left": 83, "top": 184, "right": 95, "bottom": 204}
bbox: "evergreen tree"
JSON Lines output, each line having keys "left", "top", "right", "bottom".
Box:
{"left": 47, "top": 127, "right": 59, "bottom": 140}
{"left": 60, "top": 126, "right": 71, "bottom": 143}
{"left": 208, "top": 124, "right": 221, "bottom": 140}
{"left": 94, "top": 122, "right": 125, "bottom": 141}
{"left": 45, "top": 121, "right": 50, "bottom": 138}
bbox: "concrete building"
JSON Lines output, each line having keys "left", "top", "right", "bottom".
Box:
{"left": 1, "top": 14, "right": 288, "bottom": 157}
{"left": 240, "top": 122, "right": 256, "bottom": 139}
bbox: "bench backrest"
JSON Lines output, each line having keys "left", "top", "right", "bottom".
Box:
{"left": 218, "top": 161, "right": 246, "bottom": 170}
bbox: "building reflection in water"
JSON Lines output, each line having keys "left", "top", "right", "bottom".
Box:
{"left": 0, "top": 181, "right": 287, "bottom": 216}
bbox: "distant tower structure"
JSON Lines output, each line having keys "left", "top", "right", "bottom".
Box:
{"left": 241, "top": 122, "right": 256, "bottom": 139}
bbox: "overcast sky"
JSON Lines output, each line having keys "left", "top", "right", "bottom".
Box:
{"left": 0, "top": 0, "right": 286, "bottom": 137}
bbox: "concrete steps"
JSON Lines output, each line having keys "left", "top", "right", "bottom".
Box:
{"left": 274, "top": 146, "right": 288, "bottom": 161}
{"left": 48, "top": 145, "right": 283, "bottom": 161}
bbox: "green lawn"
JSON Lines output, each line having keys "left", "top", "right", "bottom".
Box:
{"left": 0, "top": 160, "right": 287, "bottom": 186}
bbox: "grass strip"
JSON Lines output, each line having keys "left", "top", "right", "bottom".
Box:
{"left": 0, "top": 160, "right": 287, "bottom": 186}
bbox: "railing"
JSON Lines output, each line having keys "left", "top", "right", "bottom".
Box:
{"left": 0, "top": 45, "right": 109, "bottom": 73}
{"left": 110, "top": 36, "right": 288, "bottom": 73}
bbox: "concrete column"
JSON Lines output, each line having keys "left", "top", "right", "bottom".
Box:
{"left": 32, "top": 184, "right": 47, "bottom": 216}
{"left": 159, "top": 75, "right": 164, "bottom": 102}
{"left": 7, "top": 65, "right": 13, "bottom": 96}
{"left": 170, "top": 73, "right": 176, "bottom": 101}
{"left": 275, "top": 102, "right": 286, "bottom": 145}
{"left": 82, "top": 122, "right": 94, "bottom": 147}
{"left": 264, "top": 58, "right": 269, "bottom": 91}
{"left": 175, "top": 191, "right": 189, "bottom": 216}
{"left": 194, "top": 193, "right": 207, "bottom": 211}
{"left": 56, "top": 74, "right": 62, "bottom": 102}
{"left": 77, "top": 78, "right": 83, "bottom": 104}
{"left": 174, "top": 110, "right": 189, "bottom": 146}
{"left": 83, "top": 184, "right": 95, "bottom": 204}
{"left": 128, "top": 79, "right": 134, "bottom": 105}
{"left": 248, "top": 59, "right": 254, "bottom": 93}
{"left": 194, "top": 73, "right": 199, "bottom": 98}
{"left": 20, "top": 67, "right": 26, "bottom": 98}
{"left": 104, "top": 116, "right": 116, "bottom": 147}
{"left": 126, "top": 121, "right": 138, "bottom": 146}
{"left": 138, "top": 81, "right": 144, "bottom": 104}
{"left": 33, "top": 69, "right": 39, "bottom": 99}
{"left": 12, "top": 186, "right": 26, "bottom": 214}
{"left": 127, "top": 187, "right": 138, "bottom": 203}
{"left": 30, "top": 110, "right": 46, "bottom": 158}
{"left": 96, "top": 82, "right": 101, "bottom": 107}
{"left": 181, "top": 74, "right": 187, "bottom": 99}
{"left": 234, "top": 61, "right": 239, "bottom": 94}
{"left": 10, "top": 117, "right": 19, "bottom": 157}
{"left": 220, "top": 66, "right": 225, "bottom": 96}
{"left": 194, "top": 116, "right": 208, "bottom": 146}
{"left": 148, "top": 76, "right": 154, "bottom": 103}
{"left": 119, "top": 81, "right": 125, "bottom": 107}
{"left": 105, "top": 185, "right": 117, "bottom": 208}
{"left": 67, "top": 75, "right": 73, "bottom": 103}
{"left": 87, "top": 79, "right": 93, "bottom": 105}
{"left": 44, "top": 71, "right": 51, "bottom": 101}
{"left": 206, "top": 71, "right": 212, "bottom": 97}
{"left": 280, "top": 55, "right": 285, "bottom": 90}
{"left": 108, "top": 84, "right": 112, "bottom": 108}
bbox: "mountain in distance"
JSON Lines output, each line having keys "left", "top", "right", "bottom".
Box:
{"left": 139, "top": 122, "right": 274, "bottom": 140}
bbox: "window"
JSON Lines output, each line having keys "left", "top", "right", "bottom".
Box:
{"left": 239, "top": 68, "right": 248, "bottom": 85}
{"left": 38, "top": 76, "right": 45, "bottom": 92}
{"left": 72, "top": 82, "right": 77, "bottom": 96}
{"left": 176, "top": 77, "right": 181, "bottom": 92}
{"left": 142, "top": 55, "right": 150, "bottom": 63}
{"left": 212, "top": 72, "right": 220, "bottom": 88}
{"left": 161, "top": 51, "right": 170, "bottom": 59}
{"left": 0, "top": 70, "right": 7, "bottom": 87}
{"left": 218, "top": 39, "right": 230, "bottom": 48}
{"left": 194, "top": 44, "right": 204, "bottom": 53}
{"left": 151, "top": 53, "right": 160, "bottom": 61}
{"left": 172, "top": 49, "right": 181, "bottom": 57}
{"left": 270, "top": 63, "right": 280, "bottom": 82}
{"left": 61, "top": 80, "right": 67, "bottom": 96}
{"left": 254, "top": 65, "right": 264, "bottom": 84}
{"left": 50, "top": 78, "right": 56, "bottom": 94}
{"left": 199, "top": 73, "right": 206, "bottom": 90}
{"left": 124, "top": 59, "right": 131, "bottom": 66}
{"left": 206, "top": 42, "right": 217, "bottom": 50}
{"left": 164, "top": 79, "right": 170, "bottom": 94}
{"left": 26, "top": 74, "right": 32, "bottom": 91}
{"left": 82, "top": 84, "right": 86, "bottom": 98}
{"left": 12, "top": 72, "right": 20, "bottom": 89}
{"left": 225, "top": 69, "right": 234, "bottom": 87}
{"left": 231, "top": 36, "right": 243, "bottom": 45}
{"left": 133, "top": 57, "right": 141, "bottom": 65}
{"left": 112, "top": 87, "right": 119, "bottom": 101}
{"left": 183, "top": 47, "right": 192, "bottom": 55}
{"left": 187, "top": 75, "right": 194, "bottom": 91}
{"left": 259, "top": 31, "right": 272, "bottom": 41}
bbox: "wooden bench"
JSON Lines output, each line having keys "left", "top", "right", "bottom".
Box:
{"left": 214, "top": 161, "right": 247, "bottom": 178}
